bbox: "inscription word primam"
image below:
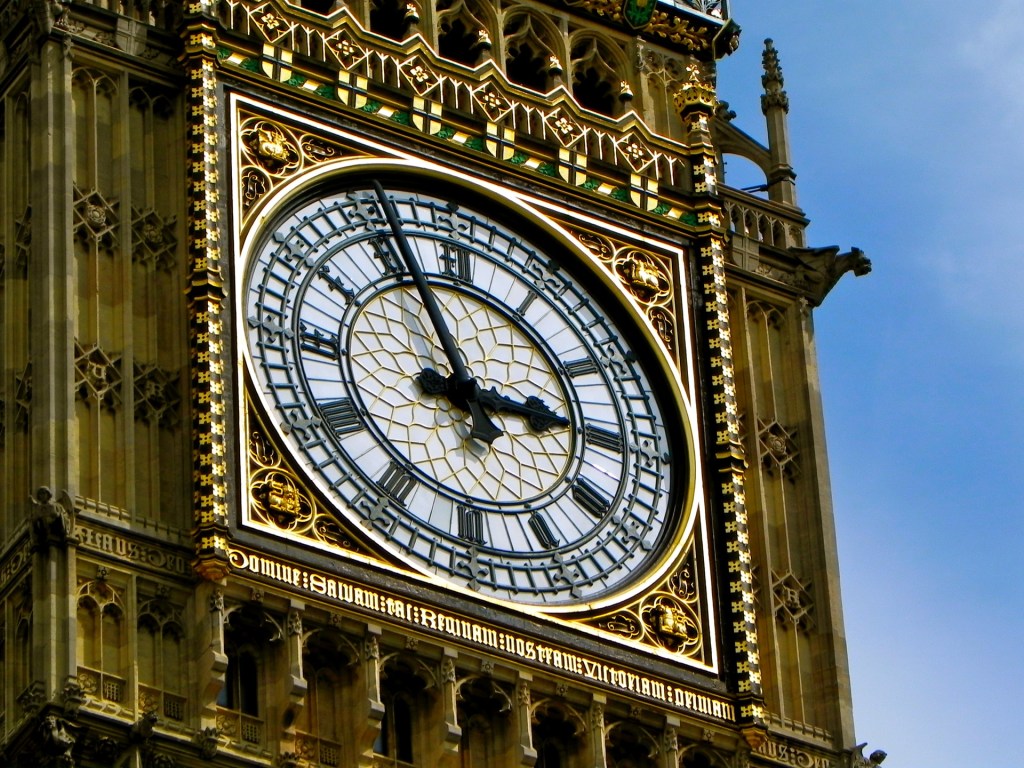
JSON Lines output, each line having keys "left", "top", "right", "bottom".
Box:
{"left": 229, "top": 547, "right": 735, "bottom": 722}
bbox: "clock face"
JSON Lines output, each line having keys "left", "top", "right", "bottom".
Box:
{"left": 242, "top": 177, "right": 684, "bottom": 606}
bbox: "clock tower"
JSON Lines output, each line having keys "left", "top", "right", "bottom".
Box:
{"left": 0, "top": 0, "right": 882, "bottom": 767}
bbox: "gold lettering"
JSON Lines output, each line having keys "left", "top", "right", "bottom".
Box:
{"left": 326, "top": 578, "right": 337, "bottom": 599}
{"left": 420, "top": 608, "right": 438, "bottom": 630}
{"left": 309, "top": 573, "right": 327, "bottom": 595}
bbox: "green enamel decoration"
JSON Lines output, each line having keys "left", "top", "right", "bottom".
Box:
{"left": 622, "top": 0, "right": 657, "bottom": 30}
{"left": 391, "top": 112, "right": 412, "bottom": 125}
{"left": 240, "top": 58, "right": 261, "bottom": 73}
{"left": 536, "top": 162, "right": 557, "bottom": 177}
{"left": 464, "top": 137, "right": 486, "bottom": 152}
{"left": 681, "top": 212, "right": 698, "bottom": 226}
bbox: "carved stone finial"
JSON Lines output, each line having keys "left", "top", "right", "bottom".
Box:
{"left": 364, "top": 635, "right": 380, "bottom": 661}
{"left": 517, "top": 681, "right": 530, "bottom": 707}
{"left": 287, "top": 610, "right": 302, "bottom": 637}
{"left": 441, "top": 657, "right": 456, "bottom": 684}
{"left": 761, "top": 39, "right": 789, "bottom": 114}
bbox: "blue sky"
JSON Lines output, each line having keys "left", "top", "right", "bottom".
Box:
{"left": 716, "top": 2, "right": 1024, "bottom": 766}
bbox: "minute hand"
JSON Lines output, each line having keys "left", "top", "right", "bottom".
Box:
{"left": 372, "top": 182, "right": 502, "bottom": 444}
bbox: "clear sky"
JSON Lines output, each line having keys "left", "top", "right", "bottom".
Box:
{"left": 716, "top": 2, "right": 1024, "bottom": 766}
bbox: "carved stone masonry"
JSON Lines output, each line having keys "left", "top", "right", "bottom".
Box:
{"left": 29, "top": 487, "right": 73, "bottom": 551}
{"left": 38, "top": 714, "right": 79, "bottom": 767}
{"left": 771, "top": 569, "right": 814, "bottom": 631}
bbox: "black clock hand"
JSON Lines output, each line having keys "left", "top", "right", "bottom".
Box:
{"left": 475, "top": 386, "right": 571, "bottom": 432}
{"left": 372, "top": 182, "right": 502, "bottom": 444}
{"left": 418, "top": 368, "right": 569, "bottom": 432}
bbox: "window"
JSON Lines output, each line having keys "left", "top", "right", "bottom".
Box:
{"left": 570, "top": 36, "right": 629, "bottom": 117}
{"left": 216, "top": 605, "right": 280, "bottom": 748}
{"left": 138, "top": 594, "right": 186, "bottom": 721}
{"left": 76, "top": 579, "right": 126, "bottom": 705}
{"left": 296, "top": 629, "right": 355, "bottom": 766}
{"left": 370, "top": 0, "right": 413, "bottom": 41}
{"left": 375, "top": 661, "right": 428, "bottom": 764}
{"left": 504, "top": 12, "right": 560, "bottom": 93}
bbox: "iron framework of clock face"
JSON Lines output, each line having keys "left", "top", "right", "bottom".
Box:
{"left": 241, "top": 173, "right": 688, "bottom": 607}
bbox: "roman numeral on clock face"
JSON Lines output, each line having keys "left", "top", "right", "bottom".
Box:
{"left": 319, "top": 398, "right": 364, "bottom": 436}
{"left": 514, "top": 290, "right": 538, "bottom": 317}
{"left": 528, "top": 511, "right": 559, "bottom": 550}
{"left": 572, "top": 477, "right": 611, "bottom": 518}
{"left": 457, "top": 505, "right": 485, "bottom": 544}
{"left": 439, "top": 242, "right": 473, "bottom": 282}
{"left": 371, "top": 235, "right": 401, "bottom": 275}
{"left": 377, "top": 460, "right": 416, "bottom": 504}
{"left": 563, "top": 357, "right": 598, "bottom": 378}
{"left": 299, "top": 323, "right": 340, "bottom": 360}
{"left": 584, "top": 424, "right": 624, "bottom": 453}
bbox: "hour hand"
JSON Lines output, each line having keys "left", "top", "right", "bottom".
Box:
{"left": 475, "top": 386, "right": 570, "bottom": 432}
{"left": 417, "top": 368, "right": 503, "bottom": 444}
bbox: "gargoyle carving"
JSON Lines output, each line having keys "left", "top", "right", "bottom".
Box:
{"left": 790, "top": 245, "right": 871, "bottom": 306}
{"left": 850, "top": 743, "right": 887, "bottom": 767}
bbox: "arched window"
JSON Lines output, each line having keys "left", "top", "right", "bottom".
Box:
{"left": 605, "top": 722, "right": 659, "bottom": 768}
{"left": 532, "top": 701, "right": 583, "bottom": 768}
{"left": 220, "top": 644, "right": 260, "bottom": 716}
{"left": 217, "top": 605, "right": 280, "bottom": 748}
{"left": 570, "top": 35, "right": 629, "bottom": 117}
{"left": 503, "top": 12, "right": 561, "bottom": 93}
{"left": 370, "top": 0, "right": 415, "bottom": 41}
{"left": 375, "top": 660, "right": 428, "bottom": 764}
{"left": 297, "top": 629, "right": 355, "bottom": 766}
{"left": 13, "top": 616, "right": 31, "bottom": 700}
{"left": 436, "top": 0, "right": 492, "bottom": 67}
{"left": 457, "top": 677, "right": 511, "bottom": 767}
{"left": 76, "top": 579, "right": 126, "bottom": 706}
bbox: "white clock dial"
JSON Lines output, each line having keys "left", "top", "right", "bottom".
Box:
{"left": 243, "top": 178, "right": 682, "bottom": 605}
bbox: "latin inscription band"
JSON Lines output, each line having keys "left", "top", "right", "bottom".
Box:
{"left": 228, "top": 546, "right": 733, "bottom": 722}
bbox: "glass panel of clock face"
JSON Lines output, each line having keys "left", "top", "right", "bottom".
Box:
{"left": 243, "top": 182, "right": 678, "bottom": 605}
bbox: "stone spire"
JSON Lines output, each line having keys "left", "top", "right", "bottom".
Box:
{"left": 760, "top": 39, "right": 797, "bottom": 206}
{"left": 761, "top": 38, "right": 790, "bottom": 114}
